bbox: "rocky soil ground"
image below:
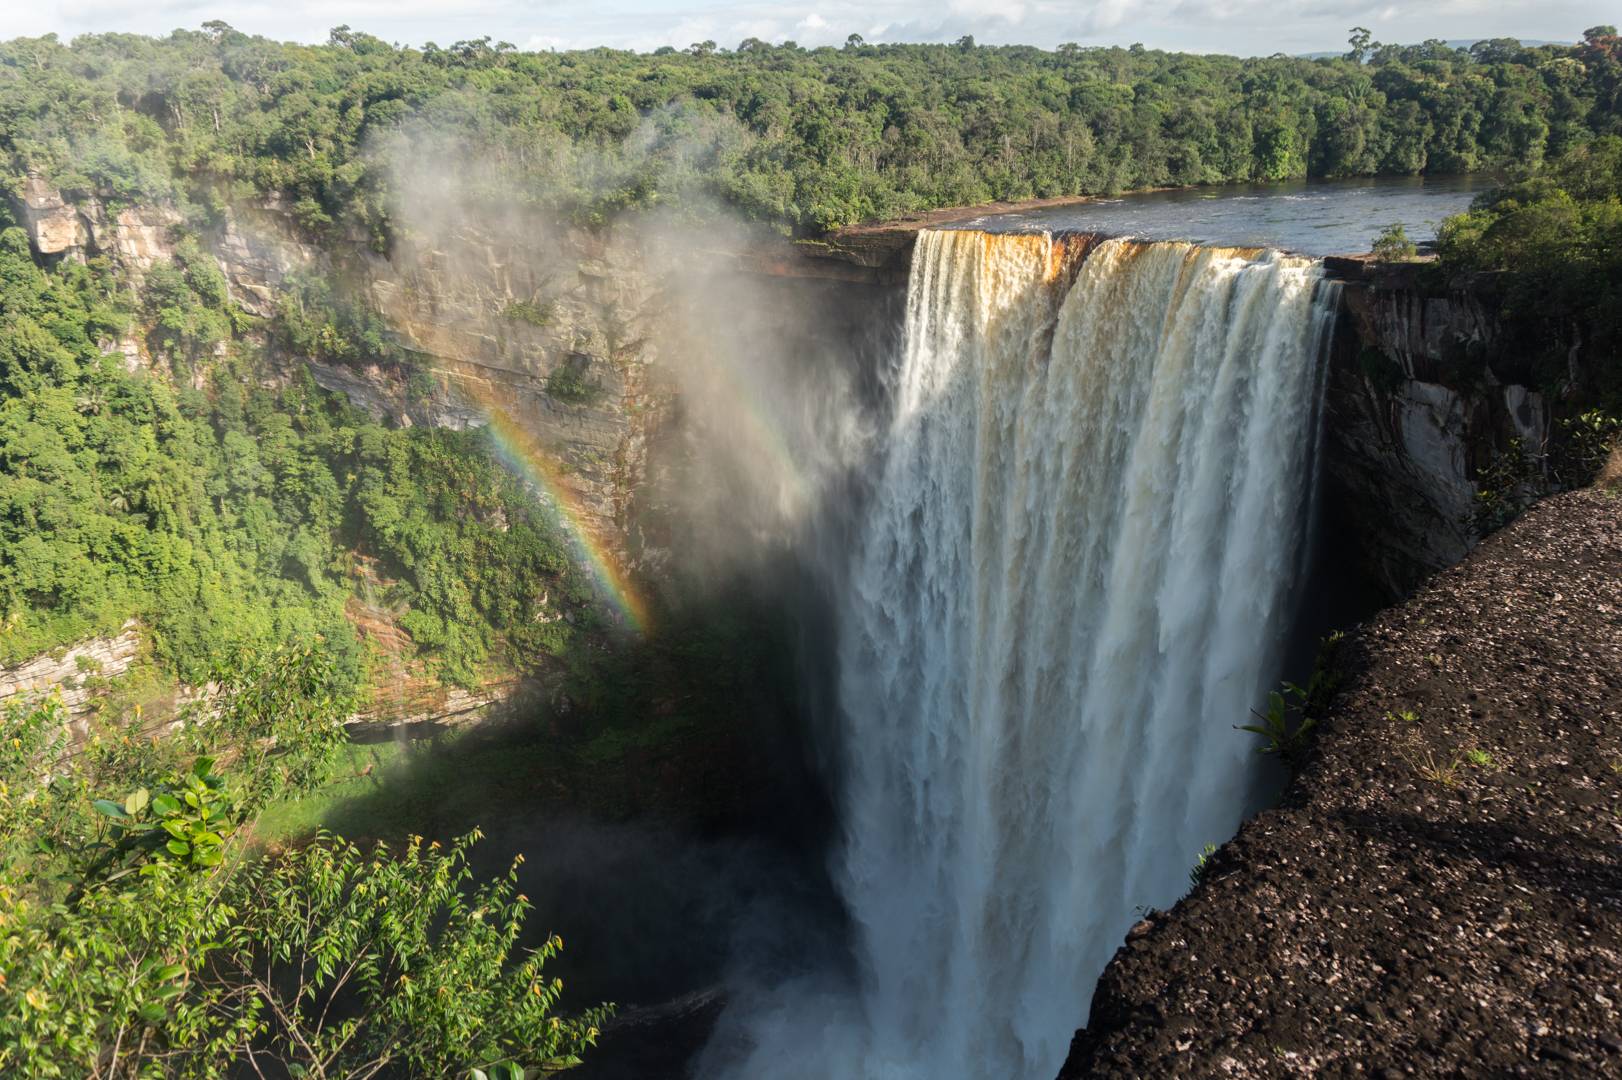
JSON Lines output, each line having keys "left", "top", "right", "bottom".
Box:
{"left": 1062, "top": 482, "right": 1622, "bottom": 1077}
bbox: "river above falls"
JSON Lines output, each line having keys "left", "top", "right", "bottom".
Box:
{"left": 953, "top": 174, "right": 1488, "bottom": 257}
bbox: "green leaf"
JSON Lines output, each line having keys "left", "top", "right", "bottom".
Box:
{"left": 162, "top": 820, "right": 189, "bottom": 840}
{"left": 93, "top": 799, "right": 130, "bottom": 819}
{"left": 192, "top": 756, "right": 215, "bottom": 779}
{"left": 151, "top": 793, "right": 181, "bottom": 816}
{"left": 167, "top": 838, "right": 191, "bottom": 856}
{"left": 154, "top": 983, "right": 185, "bottom": 1000}
{"left": 138, "top": 1002, "right": 165, "bottom": 1023}
{"left": 124, "top": 788, "right": 149, "bottom": 816}
{"left": 154, "top": 964, "right": 185, "bottom": 982}
{"left": 195, "top": 847, "right": 223, "bottom": 867}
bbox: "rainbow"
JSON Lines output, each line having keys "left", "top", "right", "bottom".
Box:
{"left": 461, "top": 378, "right": 652, "bottom": 633}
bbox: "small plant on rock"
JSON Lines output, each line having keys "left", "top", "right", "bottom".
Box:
{"left": 1238, "top": 632, "right": 1342, "bottom": 768}
{"left": 502, "top": 298, "right": 556, "bottom": 328}
{"left": 1239, "top": 686, "right": 1318, "bottom": 765}
{"left": 1409, "top": 747, "right": 1462, "bottom": 786}
{"left": 1371, "top": 223, "right": 1418, "bottom": 261}
{"left": 1188, "top": 843, "right": 1219, "bottom": 889}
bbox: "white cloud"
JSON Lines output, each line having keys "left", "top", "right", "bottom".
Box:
{"left": 947, "top": 0, "right": 1026, "bottom": 23}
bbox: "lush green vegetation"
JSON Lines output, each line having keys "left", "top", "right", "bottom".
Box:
{"left": 1239, "top": 632, "right": 1344, "bottom": 769}
{"left": 1, "top": 25, "right": 1618, "bottom": 235}
{"left": 0, "top": 205, "right": 597, "bottom": 693}
{"left": 1437, "top": 132, "right": 1622, "bottom": 406}
{"left": 1370, "top": 222, "right": 1418, "bottom": 261}
{"left": 0, "top": 650, "right": 606, "bottom": 1078}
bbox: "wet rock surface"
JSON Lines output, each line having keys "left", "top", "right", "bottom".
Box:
{"left": 1062, "top": 486, "right": 1622, "bottom": 1078}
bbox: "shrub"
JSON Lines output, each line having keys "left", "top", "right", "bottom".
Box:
{"left": 1188, "top": 843, "right": 1219, "bottom": 889}
{"left": 1371, "top": 222, "right": 1418, "bottom": 261}
{"left": 502, "top": 299, "right": 556, "bottom": 328}
{"left": 0, "top": 653, "right": 608, "bottom": 1077}
{"left": 546, "top": 360, "right": 604, "bottom": 406}
{"left": 1238, "top": 632, "right": 1343, "bottom": 768}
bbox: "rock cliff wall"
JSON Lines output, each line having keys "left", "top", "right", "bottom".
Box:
{"left": 0, "top": 622, "right": 142, "bottom": 730}
{"left": 8, "top": 176, "right": 669, "bottom": 542}
{"left": 3, "top": 176, "right": 896, "bottom": 729}
{"left": 1319, "top": 259, "right": 1569, "bottom": 600}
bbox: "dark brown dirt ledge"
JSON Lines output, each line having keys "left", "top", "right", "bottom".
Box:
{"left": 1061, "top": 486, "right": 1622, "bottom": 1078}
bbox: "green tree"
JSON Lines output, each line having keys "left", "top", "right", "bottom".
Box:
{"left": 0, "top": 652, "right": 608, "bottom": 1077}
{"left": 1371, "top": 222, "right": 1418, "bottom": 260}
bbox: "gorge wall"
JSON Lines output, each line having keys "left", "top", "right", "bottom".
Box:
{"left": 1318, "top": 258, "right": 1566, "bottom": 600}
{"left": 12, "top": 174, "right": 1546, "bottom": 619}
{"left": 25, "top": 185, "right": 664, "bottom": 541}
{"left": 5, "top": 177, "right": 1603, "bottom": 1078}
{"left": 2, "top": 174, "right": 901, "bottom": 734}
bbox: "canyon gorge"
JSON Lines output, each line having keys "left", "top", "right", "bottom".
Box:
{"left": 1, "top": 174, "right": 1606, "bottom": 1078}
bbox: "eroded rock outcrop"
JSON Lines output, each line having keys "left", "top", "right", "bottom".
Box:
{"left": 0, "top": 622, "right": 143, "bottom": 727}
{"left": 1320, "top": 261, "right": 1562, "bottom": 599}
{"left": 10, "top": 174, "right": 182, "bottom": 270}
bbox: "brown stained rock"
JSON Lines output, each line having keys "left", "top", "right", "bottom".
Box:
{"left": 15, "top": 174, "right": 87, "bottom": 255}
{"left": 1600, "top": 445, "right": 1622, "bottom": 492}
{"left": 1061, "top": 487, "right": 1622, "bottom": 1078}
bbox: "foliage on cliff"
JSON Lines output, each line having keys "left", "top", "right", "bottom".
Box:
{"left": 1437, "top": 133, "right": 1622, "bottom": 403}
{"left": 0, "top": 650, "right": 605, "bottom": 1078}
{"left": 1, "top": 25, "right": 1619, "bottom": 234}
{"left": 0, "top": 208, "right": 593, "bottom": 690}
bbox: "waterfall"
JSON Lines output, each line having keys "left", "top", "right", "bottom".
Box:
{"left": 838, "top": 230, "right": 1336, "bottom": 1078}
{"left": 704, "top": 230, "right": 1339, "bottom": 1080}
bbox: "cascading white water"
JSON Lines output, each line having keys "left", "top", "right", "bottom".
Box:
{"left": 703, "top": 229, "right": 1340, "bottom": 1080}
{"left": 831, "top": 230, "right": 1338, "bottom": 1078}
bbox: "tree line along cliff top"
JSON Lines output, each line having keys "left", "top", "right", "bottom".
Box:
{"left": 0, "top": 25, "right": 1619, "bottom": 240}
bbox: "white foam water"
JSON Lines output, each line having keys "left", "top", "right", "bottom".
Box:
{"left": 710, "top": 230, "right": 1339, "bottom": 1079}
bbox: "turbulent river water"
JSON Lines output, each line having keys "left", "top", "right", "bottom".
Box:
{"left": 707, "top": 229, "right": 1342, "bottom": 1079}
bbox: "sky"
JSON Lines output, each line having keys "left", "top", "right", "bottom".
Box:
{"left": 0, "top": 0, "right": 1610, "bottom": 57}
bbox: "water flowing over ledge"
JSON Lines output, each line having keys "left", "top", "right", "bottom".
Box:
{"left": 712, "top": 229, "right": 1343, "bottom": 1078}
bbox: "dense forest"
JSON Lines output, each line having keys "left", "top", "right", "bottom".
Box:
{"left": 1, "top": 25, "right": 1619, "bottom": 234}
{"left": 0, "top": 204, "right": 600, "bottom": 692}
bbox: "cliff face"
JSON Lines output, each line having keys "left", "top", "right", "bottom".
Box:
{"left": 0, "top": 622, "right": 142, "bottom": 730}
{"left": 10, "top": 176, "right": 674, "bottom": 542}
{"left": 1319, "top": 260, "right": 1563, "bottom": 600}
{"left": 3, "top": 176, "right": 893, "bottom": 729}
